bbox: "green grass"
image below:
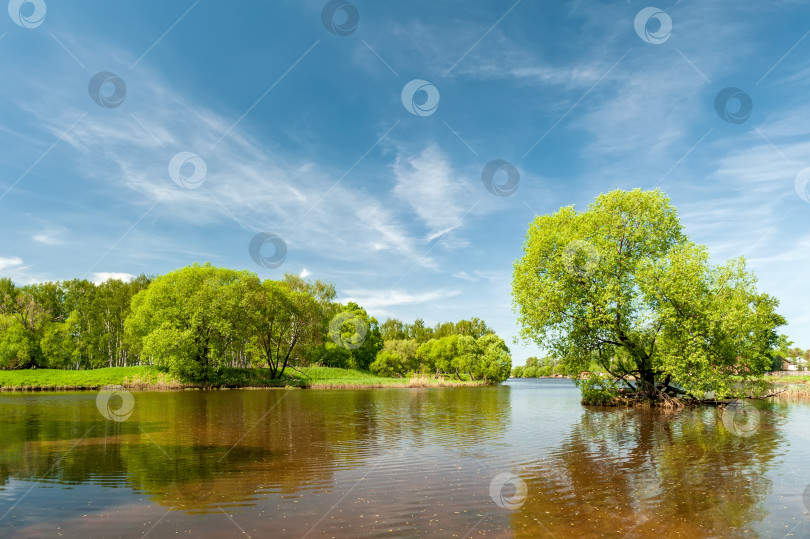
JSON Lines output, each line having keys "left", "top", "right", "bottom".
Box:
{"left": 0, "top": 366, "right": 172, "bottom": 389}
{"left": 294, "top": 366, "right": 484, "bottom": 387}
{"left": 768, "top": 375, "right": 810, "bottom": 384}
{"left": 0, "top": 365, "right": 488, "bottom": 390}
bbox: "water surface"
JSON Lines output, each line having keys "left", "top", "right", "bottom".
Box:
{"left": 1, "top": 379, "right": 808, "bottom": 537}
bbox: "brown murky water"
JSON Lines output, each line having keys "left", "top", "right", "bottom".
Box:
{"left": 0, "top": 379, "right": 808, "bottom": 537}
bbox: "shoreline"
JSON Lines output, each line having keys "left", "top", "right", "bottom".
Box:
{"left": 0, "top": 365, "right": 493, "bottom": 392}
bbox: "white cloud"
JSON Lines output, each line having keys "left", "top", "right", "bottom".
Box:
{"left": 0, "top": 256, "right": 24, "bottom": 271}
{"left": 0, "top": 256, "right": 39, "bottom": 284}
{"left": 299, "top": 268, "right": 312, "bottom": 279}
{"left": 91, "top": 272, "right": 134, "bottom": 284}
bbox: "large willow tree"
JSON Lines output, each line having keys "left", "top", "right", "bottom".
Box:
{"left": 512, "top": 189, "right": 784, "bottom": 402}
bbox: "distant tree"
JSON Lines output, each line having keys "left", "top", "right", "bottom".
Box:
{"left": 380, "top": 317, "right": 407, "bottom": 341}
{"left": 454, "top": 317, "right": 492, "bottom": 338}
{"left": 407, "top": 318, "right": 434, "bottom": 343}
{"left": 328, "top": 302, "right": 382, "bottom": 371}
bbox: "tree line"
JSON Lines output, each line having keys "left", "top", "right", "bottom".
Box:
{"left": 0, "top": 264, "right": 511, "bottom": 383}
{"left": 511, "top": 356, "right": 567, "bottom": 378}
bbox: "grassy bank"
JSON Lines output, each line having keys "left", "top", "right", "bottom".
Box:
{"left": 767, "top": 375, "right": 810, "bottom": 384}
{"left": 0, "top": 365, "right": 489, "bottom": 391}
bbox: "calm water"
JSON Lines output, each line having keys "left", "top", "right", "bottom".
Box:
{"left": 0, "top": 379, "right": 809, "bottom": 538}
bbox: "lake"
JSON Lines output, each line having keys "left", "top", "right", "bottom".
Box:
{"left": 0, "top": 378, "right": 808, "bottom": 537}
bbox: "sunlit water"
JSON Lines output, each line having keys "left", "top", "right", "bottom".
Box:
{"left": 0, "top": 379, "right": 809, "bottom": 537}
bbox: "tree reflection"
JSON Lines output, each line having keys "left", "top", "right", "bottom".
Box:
{"left": 0, "top": 387, "right": 512, "bottom": 513}
{"left": 514, "top": 405, "right": 781, "bottom": 537}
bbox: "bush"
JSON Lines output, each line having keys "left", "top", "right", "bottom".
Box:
{"left": 369, "top": 350, "right": 406, "bottom": 377}
{"left": 577, "top": 374, "right": 622, "bottom": 405}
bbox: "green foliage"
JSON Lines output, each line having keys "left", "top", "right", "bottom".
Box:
{"left": 510, "top": 355, "right": 563, "bottom": 377}
{"left": 512, "top": 188, "right": 785, "bottom": 401}
{"left": 126, "top": 264, "right": 250, "bottom": 383}
{"left": 577, "top": 374, "right": 622, "bottom": 406}
{"left": 414, "top": 333, "right": 511, "bottom": 382}
{"left": 328, "top": 302, "right": 383, "bottom": 371}
{"left": 0, "top": 263, "right": 512, "bottom": 387}
{"left": 369, "top": 339, "right": 419, "bottom": 377}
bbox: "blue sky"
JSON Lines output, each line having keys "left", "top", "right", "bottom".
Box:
{"left": 2, "top": 0, "right": 810, "bottom": 362}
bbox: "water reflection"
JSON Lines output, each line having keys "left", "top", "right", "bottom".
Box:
{"left": 515, "top": 405, "right": 782, "bottom": 537}
{"left": 0, "top": 384, "right": 803, "bottom": 537}
{"left": 0, "top": 388, "right": 513, "bottom": 514}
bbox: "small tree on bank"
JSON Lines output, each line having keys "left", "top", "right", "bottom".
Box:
{"left": 512, "top": 189, "right": 785, "bottom": 404}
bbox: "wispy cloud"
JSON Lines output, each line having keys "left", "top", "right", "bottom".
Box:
{"left": 392, "top": 144, "right": 476, "bottom": 241}
{"left": 340, "top": 288, "right": 461, "bottom": 317}
{"left": 32, "top": 229, "right": 65, "bottom": 245}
